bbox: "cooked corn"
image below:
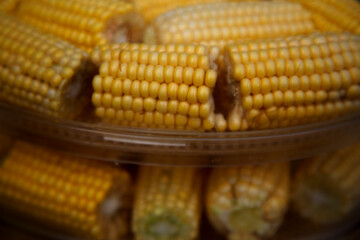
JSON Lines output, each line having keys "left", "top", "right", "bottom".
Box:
{"left": 0, "top": 13, "right": 97, "bottom": 118}
{"left": 17, "top": 0, "right": 143, "bottom": 52}
{"left": 0, "top": 141, "right": 132, "bottom": 240}
{"left": 144, "top": 2, "right": 315, "bottom": 50}
{"left": 91, "top": 43, "right": 226, "bottom": 131}
{"left": 292, "top": 143, "right": 360, "bottom": 224}
{"left": 223, "top": 32, "right": 360, "bottom": 131}
{"left": 0, "top": 0, "right": 18, "bottom": 13}
{"left": 206, "top": 163, "right": 290, "bottom": 240}
{"left": 291, "top": 0, "right": 360, "bottom": 35}
{"left": 133, "top": 166, "right": 202, "bottom": 240}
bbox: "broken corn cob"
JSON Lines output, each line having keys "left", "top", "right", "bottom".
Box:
{"left": 206, "top": 163, "right": 290, "bottom": 240}
{"left": 223, "top": 32, "right": 360, "bottom": 131}
{"left": 0, "top": 0, "right": 18, "bottom": 13}
{"left": 293, "top": 143, "right": 360, "bottom": 224}
{"left": 133, "top": 0, "right": 225, "bottom": 24}
{"left": 144, "top": 2, "right": 315, "bottom": 50}
{"left": 133, "top": 166, "right": 202, "bottom": 240}
{"left": 91, "top": 43, "right": 226, "bottom": 131}
{"left": 291, "top": 0, "right": 360, "bottom": 35}
{"left": 0, "top": 141, "right": 132, "bottom": 240}
{"left": 17, "top": 0, "right": 143, "bottom": 52}
{"left": 0, "top": 13, "right": 97, "bottom": 118}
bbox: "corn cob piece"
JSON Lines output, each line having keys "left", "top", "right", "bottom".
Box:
{"left": 291, "top": 0, "right": 360, "bottom": 35}
{"left": 133, "top": 166, "right": 202, "bottom": 240}
{"left": 206, "top": 162, "right": 290, "bottom": 240}
{"left": 90, "top": 43, "right": 227, "bottom": 131}
{"left": 16, "top": 0, "right": 143, "bottom": 52}
{"left": 0, "top": 0, "right": 18, "bottom": 13}
{"left": 144, "top": 2, "right": 315, "bottom": 50}
{"left": 0, "top": 141, "right": 132, "bottom": 240}
{"left": 223, "top": 32, "right": 360, "bottom": 131}
{"left": 0, "top": 13, "right": 97, "bottom": 118}
{"left": 292, "top": 143, "right": 360, "bottom": 224}
{"left": 133, "top": 0, "right": 227, "bottom": 24}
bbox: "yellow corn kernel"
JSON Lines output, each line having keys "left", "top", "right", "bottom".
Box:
{"left": 224, "top": 32, "right": 360, "bottom": 131}
{"left": 291, "top": 0, "right": 360, "bottom": 34}
{"left": 0, "top": 13, "right": 97, "bottom": 118}
{"left": 91, "top": 43, "right": 219, "bottom": 131}
{"left": 0, "top": 0, "right": 18, "bottom": 13}
{"left": 293, "top": 143, "right": 360, "bottom": 224}
{"left": 206, "top": 162, "right": 290, "bottom": 239}
{"left": 0, "top": 141, "right": 132, "bottom": 240}
{"left": 145, "top": 1, "right": 314, "bottom": 50}
{"left": 16, "top": 0, "right": 144, "bottom": 51}
{"left": 133, "top": 165, "right": 202, "bottom": 240}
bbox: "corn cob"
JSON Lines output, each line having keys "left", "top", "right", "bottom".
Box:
{"left": 0, "top": 141, "right": 132, "bottom": 240}
{"left": 292, "top": 143, "right": 360, "bottom": 224}
{"left": 0, "top": 0, "right": 18, "bottom": 13}
{"left": 133, "top": 166, "right": 202, "bottom": 240}
{"left": 223, "top": 32, "right": 360, "bottom": 131}
{"left": 133, "top": 0, "right": 227, "bottom": 24}
{"left": 90, "top": 43, "right": 227, "bottom": 131}
{"left": 144, "top": 2, "right": 315, "bottom": 51}
{"left": 16, "top": 0, "right": 143, "bottom": 52}
{"left": 291, "top": 0, "right": 360, "bottom": 35}
{"left": 206, "top": 162, "right": 290, "bottom": 240}
{"left": 0, "top": 13, "right": 97, "bottom": 118}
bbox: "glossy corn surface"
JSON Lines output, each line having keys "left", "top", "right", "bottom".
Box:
{"left": 293, "top": 143, "right": 360, "bottom": 224}
{"left": 291, "top": 0, "right": 360, "bottom": 35}
{"left": 17, "top": 0, "right": 137, "bottom": 52}
{"left": 91, "top": 43, "right": 222, "bottom": 131}
{"left": 0, "top": 141, "right": 132, "bottom": 240}
{"left": 0, "top": 13, "right": 97, "bottom": 118}
{"left": 224, "top": 32, "right": 360, "bottom": 131}
{"left": 206, "top": 163, "right": 290, "bottom": 239}
{"left": 133, "top": 166, "right": 202, "bottom": 240}
{"left": 145, "top": 2, "right": 314, "bottom": 50}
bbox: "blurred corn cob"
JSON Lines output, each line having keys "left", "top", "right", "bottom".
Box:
{"left": 290, "top": 0, "right": 360, "bottom": 35}
{"left": 133, "top": 166, "right": 202, "bottom": 240}
{"left": 292, "top": 143, "right": 360, "bottom": 224}
{"left": 90, "top": 43, "right": 227, "bottom": 131}
{"left": 222, "top": 32, "right": 360, "bottom": 131}
{"left": 0, "top": 141, "right": 132, "bottom": 240}
{"left": 0, "top": 0, "right": 18, "bottom": 13}
{"left": 0, "top": 13, "right": 97, "bottom": 118}
{"left": 16, "top": 0, "right": 144, "bottom": 52}
{"left": 144, "top": 2, "right": 315, "bottom": 51}
{"left": 206, "top": 163, "right": 290, "bottom": 240}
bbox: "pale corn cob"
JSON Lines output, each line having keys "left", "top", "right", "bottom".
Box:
{"left": 0, "top": 141, "right": 132, "bottom": 240}
{"left": 292, "top": 143, "right": 360, "bottom": 224}
{"left": 206, "top": 163, "right": 290, "bottom": 240}
{"left": 0, "top": 13, "right": 97, "bottom": 118}
{"left": 90, "top": 43, "right": 227, "bottom": 131}
{"left": 291, "top": 0, "right": 360, "bottom": 35}
{"left": 133, "top": 0, "right": 225, "bottom": 24}
{"left": 223, "top": 32, "right": 360, "bottom": 131}
{"left": 144, "top": 2, "right": 315, "bottom": 51}
{"left": 0, "top": 0, "right": 18, "bottom": 13}
{"left": 133, "top": 166, "right": 202, "bottom": 240}
{"left": 17, "top": 0, "right": 144, "bottom": 52}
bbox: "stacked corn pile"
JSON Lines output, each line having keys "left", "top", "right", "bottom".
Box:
{"left": 0, "top": 0, "right": 18, "bottom": 13}
{"left": 292, "top": 143, "right": 360, "bottom": 224}
{"left": 133, "top": 166, "right": 202, "bottom": 240}
{"left": 144, "top": 2, "right": 315, "bottom": 51}
{"left": 0, "top": 141, "right": 132, "bottom": 240}
{"left": 16, "top": 0, "right": 143, "bottom": 52}
{"left": 291, "top": 0, "right": 360, "bottom": 34}
{"left": 223, "top": 32, "right": 360, "bottom": 131}
{"left": 90, "top": 43, "right": 227, "bottom": 131}
{"left": 206, "top": 163, "right": 290, "bottom": 240}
